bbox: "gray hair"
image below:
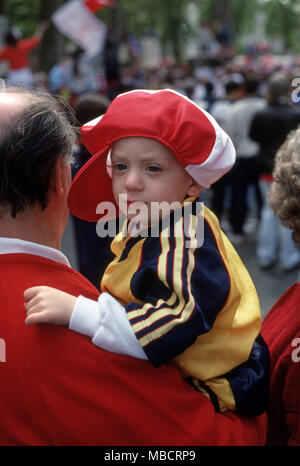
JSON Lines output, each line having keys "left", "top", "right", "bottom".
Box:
{"left": 0, "top": 88, "right": 78, "bottom": 217}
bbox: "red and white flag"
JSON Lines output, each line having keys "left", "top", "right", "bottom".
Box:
{"left": 84, "top": 0, "right": 115, "bottom": 13}
{"left": 52, "top": 0, "right": 107, "bottom": 56}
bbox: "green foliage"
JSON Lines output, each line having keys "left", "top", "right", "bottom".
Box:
{"left": 263, "top": 0, "right": 300, "bottom": 50}
{"left": 3, "top": 0, "right": 41, "bottom": 36}
{"left": 198, "top": 0, "right": 300, "bottom": 52}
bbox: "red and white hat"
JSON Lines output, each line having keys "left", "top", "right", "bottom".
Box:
{"left": 68, "top": 89, "right": 235, "bottom": 222}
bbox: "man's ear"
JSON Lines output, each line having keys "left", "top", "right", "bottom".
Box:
{"left": 53, "top": 157, "right": 70, "bottom": 197}
{"left": 186, "top": 176, "right": 203, "bottom": 197}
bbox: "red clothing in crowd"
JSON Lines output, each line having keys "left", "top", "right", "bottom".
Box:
{"left": 262, "top": 282, "right": 300, "bottom": 446}
{"left": 0, "top": 37, "right": 40, "bottom": 70}
{"left": 0, "top": 252, "right": 267, "bottom": 446}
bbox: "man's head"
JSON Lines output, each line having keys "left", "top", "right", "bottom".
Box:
{"left": 68, "top": 89, "right": 236, "bottom": 222}
{"left": 224, "top": 79, "right": 244, "bottom": 102}
{"left": 242, "top": 74, "right": 261, "bottom": 96}
{"left": 4, "top": 31, "right": 18, "bottom": 47}
{"left": 266, "top": 72, "right": 290, "bottom": 104}
{"left": 0, "top": 87, "right": 77, "bottom": 219}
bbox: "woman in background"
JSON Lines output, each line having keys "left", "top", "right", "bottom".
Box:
{"left": 262, "top": 127, "right": 300, "bottom": 445}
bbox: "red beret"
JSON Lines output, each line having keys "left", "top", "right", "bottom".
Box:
{"left": 68, "top": 89, "right": 235, "bottom": 222}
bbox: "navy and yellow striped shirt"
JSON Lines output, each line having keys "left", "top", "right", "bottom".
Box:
{"left": 101, "top": 197, "right": 269, "bottom": 414}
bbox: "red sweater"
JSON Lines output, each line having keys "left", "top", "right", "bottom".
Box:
{"left": 262, "top": 282, "right": 300, "bottom": 446}
{"left": 0, "top": 37, "right": 40, "bottom": 70}
{"left": 0, "top": 253, "right": 267, "bottom": 446}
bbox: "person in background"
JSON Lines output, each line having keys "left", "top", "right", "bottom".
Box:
{"left": 225, "top": 75, "right": 266, "bottom": 243}
{"left": 262, "top": 127, "right": 300, "bottom": 445}
{"left": 250, "top": 72, "right": 300, "bottom": 271}
{"left": 209, "top": 78, "right": 244, "bottom": 225}
{"left": 0, "top": 22, "right": 47, "bottom": 87}
{"left": 72, "top": 93, "right": 114, "bottom": 288}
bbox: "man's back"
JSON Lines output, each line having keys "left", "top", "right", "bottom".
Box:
{"left": 226, "top": 96, "right": 266, "bottom": 157}
{"left": 250, "top": 103, "right": 300, "bottom": 173}
{"left": 0, "top": 252, "right": 267, "bottom": 445}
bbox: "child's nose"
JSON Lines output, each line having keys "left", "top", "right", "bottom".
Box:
{"left": 125, "top": 169, "right": 144, "bottom": 191}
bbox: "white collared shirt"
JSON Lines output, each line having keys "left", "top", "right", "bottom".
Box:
{"left": 0, "top": 237, "right": 71, "bottom": 267}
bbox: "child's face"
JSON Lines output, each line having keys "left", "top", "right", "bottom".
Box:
{"left": 110, "top": 137, "right": 201, "bottom": 219}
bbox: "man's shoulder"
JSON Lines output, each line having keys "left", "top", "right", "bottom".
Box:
{"left": 231, "top": 97, "right": 266, "bottom": 113}
{"left": 0, "top": 252, "right": 99, "bottom": 299}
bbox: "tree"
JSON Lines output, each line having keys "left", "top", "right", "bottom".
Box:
{"left": 116, "top": 0, "right": 192, "bottom": 63}
{"left": 38, "top": 0, "right": 65, "bottom": 72}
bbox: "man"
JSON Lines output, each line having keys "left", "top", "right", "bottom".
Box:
{"left": 0, "top": 87, "right": 266, "bottom": 446}
{"left": 250, "top": 72, "right": 300, "bottom": 271}
{"left": 209, "top": 77, "right": 244, "bottom": 224}
{"left": 225, "top": 75, "right": 266, "bottom": 242}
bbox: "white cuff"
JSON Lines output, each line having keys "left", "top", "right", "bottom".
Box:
{"left": 69, "top": 293, "right": 147, "bottom": 360}
{"left": 69, "top": 295, "right": 101, "bottom": 338}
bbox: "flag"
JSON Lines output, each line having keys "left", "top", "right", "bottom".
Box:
{"left": 84, "top": 0, "right": 115, "bottom": 13}
{"left": 52, "top": 0, "right": 107, "bottom": 57}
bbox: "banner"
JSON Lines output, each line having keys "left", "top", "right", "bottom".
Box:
{"left": 52, "top": 0, "right": 107, "bottom": 57}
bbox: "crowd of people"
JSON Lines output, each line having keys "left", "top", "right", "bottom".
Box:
{"left": 0, "top": 23, "right": 300, "bottom": 447}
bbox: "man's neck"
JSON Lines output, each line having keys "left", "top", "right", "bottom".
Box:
{"left": 0, "top": 206, "right": 63, "bottom": 250}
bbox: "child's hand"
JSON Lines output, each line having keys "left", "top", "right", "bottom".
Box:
{"left": 24, "top": 286, "right": 77, "bottom": 326}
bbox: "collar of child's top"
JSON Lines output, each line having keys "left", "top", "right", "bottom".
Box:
{"left": 120, "top": 195, "right": 202, "bottom": 241}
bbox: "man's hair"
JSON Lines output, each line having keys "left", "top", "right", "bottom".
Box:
{"left": 73, "top": 93, "right": 110, "bottom": 165}
{"left": 266, "top": 72, "right": 289, "bottom": 104}
{"left": 243, "top": 75, "right": 260, "bottom": 95}
{"left": 0, "top": 88, "right": 78, "bottom": 217}
{"left": 5, "top": 31, "right": 18, "bottom": 47}
{"left": 268, "top": 127, "right": 300, "bottom": 245}
{"left": 225, "top": 80, "right": 242, "bottom": 94}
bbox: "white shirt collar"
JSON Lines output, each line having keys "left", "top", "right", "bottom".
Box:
{"left": 0, "top": 237, "right": 71, "bottom": 267}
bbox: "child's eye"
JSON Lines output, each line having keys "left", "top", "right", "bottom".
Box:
{"left": 113, "top": 163, "right": 127, "bottom": 171}
{"left": 146, "top": 165, "right": 162, "bottom": 173}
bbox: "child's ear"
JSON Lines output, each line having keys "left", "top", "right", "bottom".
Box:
{"left": 187, "top": 177, "right": 203, "bottom": 197}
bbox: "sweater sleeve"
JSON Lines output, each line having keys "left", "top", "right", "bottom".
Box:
{"left": 19, "top": 37, "right": 40, "bottom": 52}
{"left": 283, "top": 356, "right": 300, "bottom": 445}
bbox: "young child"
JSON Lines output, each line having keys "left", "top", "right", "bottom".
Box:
{"left": 24, "top": 89, "right": 269, "bottom": 415}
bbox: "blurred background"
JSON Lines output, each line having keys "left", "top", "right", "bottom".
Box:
{"left": 0, "top": 0, "right": 300, "bottom": 317}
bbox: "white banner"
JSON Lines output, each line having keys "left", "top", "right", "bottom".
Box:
{"left": 52, "top": 0, "right": 107, "bottom": 57}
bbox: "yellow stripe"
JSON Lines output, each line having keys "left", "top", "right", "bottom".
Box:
{"left": 191, "top": 377, "right": 236, "bottom": 412}
{"left": 126, "top": 227, "right": 172, "bottom": 321}
{"left": 173, "top": 206, "right": 261, "bottom": 381}
{"left": 136, "top": 216, "right": 197, "bottom": 346}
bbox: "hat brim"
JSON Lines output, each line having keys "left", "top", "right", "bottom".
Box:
{"left": 68, "top": 146, "right": 119, "bottom": 222}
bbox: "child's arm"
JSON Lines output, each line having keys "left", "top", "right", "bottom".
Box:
{"left": 24, "top": 286, "right": 147, "bottom": 360}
